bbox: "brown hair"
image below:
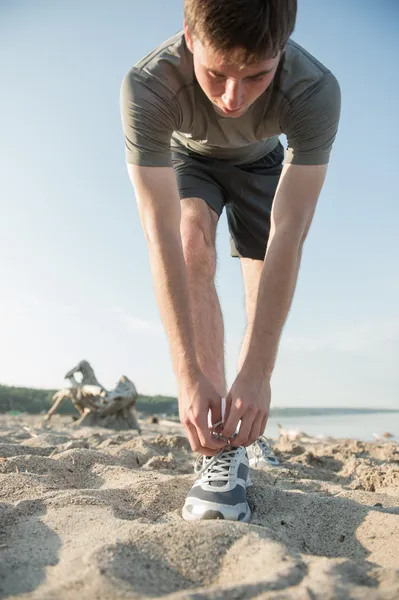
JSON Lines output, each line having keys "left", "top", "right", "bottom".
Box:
{"left": 184, "top": 0, "right": 297, "bottom": 62}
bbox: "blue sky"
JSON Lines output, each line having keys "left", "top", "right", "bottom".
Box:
{"left": 0, "top": 0, "right": 398, "bottom": 407}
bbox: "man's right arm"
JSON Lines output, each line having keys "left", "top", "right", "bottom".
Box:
{"left": 128, "top": 164, "right": 198, "bottom": 381}
{"left": 127, "top": 164, "right": 225, "bottom": 454}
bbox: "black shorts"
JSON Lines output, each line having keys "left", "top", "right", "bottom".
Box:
{"left": 172, "top": 142, "right": 284, "bottom": 260}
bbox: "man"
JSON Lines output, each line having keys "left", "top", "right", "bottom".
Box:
{"left": 120, "top": 0, "right": 340, "bottom": 522}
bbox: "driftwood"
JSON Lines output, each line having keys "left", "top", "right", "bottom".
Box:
{"left": 45, "top": 360, "right": 141, "bottom": 432}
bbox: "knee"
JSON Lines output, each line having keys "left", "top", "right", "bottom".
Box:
{"left": 181, "top": 204, "right": 217, "bottom": 280}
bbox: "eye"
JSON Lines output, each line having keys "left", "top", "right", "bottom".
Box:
{"left": 208, "top": 71, "right": 225, "bottom": 80}
{"left": 248, "top": 74, "right": 266, "bottom": 82}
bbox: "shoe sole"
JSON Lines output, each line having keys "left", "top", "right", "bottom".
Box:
{"left": 182, "top": 502, "right": 251, "bottom": 523}
{"left": 249, "top": 458, "right": 280, "bottom": 468}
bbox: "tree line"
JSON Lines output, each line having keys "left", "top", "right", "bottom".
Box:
{"left": 0, "top": 384, "right": 178, "bottom": 416}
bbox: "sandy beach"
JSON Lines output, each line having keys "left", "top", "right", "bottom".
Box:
{"left": 0, "top": 413, "right": 398, "bottom": 600}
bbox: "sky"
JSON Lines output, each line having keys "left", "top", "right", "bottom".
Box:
{"left": 0, "top": 0, "right": 398, "bottom": 407}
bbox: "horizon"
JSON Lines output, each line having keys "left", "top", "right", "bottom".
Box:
{"left": 1, "top": 0, "right": 398, "bottom": 408}
{"left": 1, "top": 381, "right": 399, "bottom": 413}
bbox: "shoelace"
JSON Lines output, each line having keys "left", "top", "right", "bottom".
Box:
{"left": 194, "top": 398, "right": 241, "bottom": 481}
{"left": 195, "top": 445, "right": 239, "bottom": 482}
{"left": 253, "top": 436, "right": 280, "bottom": 466}
{"left": 254, "top": 435, "right": 274, "bottom": 458}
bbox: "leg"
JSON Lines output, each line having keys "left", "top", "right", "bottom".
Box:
{"left": 238, "top": 257, "right": 264, "bottom": 371}
{"left": 180, "top": 197, "right": 226, "bottom": 397}
{"left": 227, "top": 147, "right": 284, "bottom": 370}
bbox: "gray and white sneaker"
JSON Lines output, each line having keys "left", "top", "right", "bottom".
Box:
{"left": 182, "top": 445, "right": 252, "bottom": 522}
{"left": 247, "top": 436, "right": 280, "bottom": 468}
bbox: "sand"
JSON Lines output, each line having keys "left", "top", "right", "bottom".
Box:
{"left": 0, "top": 413, "right": 398, "bottom": 600}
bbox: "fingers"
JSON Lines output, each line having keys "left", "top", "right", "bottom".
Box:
{"left": 222, "top": 403, "right": 243, "bottom": 440}
{"left": 223, "top": 397, "right": 250, "bottom": 439}
{"left": 209, "top": 397, "right": 223, "bottom": 427}
{"left": 196, "top": 411, "right": 225, "bottom": 451}
{"left": 183, "top": 406, "right": 225, "bottom": 454}
{"left": 184, "top": 422, "right": 221, "bottom": 456}
{"left": 223, "top": 395, "right": 232, "bottom": 423}
{"left": 229, "top": 414, "right": 253, "bottom": 447}
{"left": 241, "top": 412, "right": 268, "bottom": 447}
{"left": 245, "top": 414, "right": 263, "bottom": 446}
{"left": 259, "top": 415, "right": 268, "bottom": 437}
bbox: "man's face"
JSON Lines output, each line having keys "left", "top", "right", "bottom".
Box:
{"left": 185, "top": 25, "right": 281, "bottom": 118}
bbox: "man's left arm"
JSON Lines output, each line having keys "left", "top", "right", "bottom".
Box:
{"left": 242, "top": 162, "right": 328, "bottom": 378}
{"left": 223, "top": 162, "right": 328, "bottom": 444}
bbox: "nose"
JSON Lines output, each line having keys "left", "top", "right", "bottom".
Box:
{"left": 222, "top": 79, "right": 243, "bottom": 111}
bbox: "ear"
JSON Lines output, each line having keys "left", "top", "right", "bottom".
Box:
{"left": 183, "top": 19, "right": 194, "bottom": 53}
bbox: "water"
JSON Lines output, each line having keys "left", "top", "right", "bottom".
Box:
{"left": 264, "top": 409, "right": 399, "bottom": 442}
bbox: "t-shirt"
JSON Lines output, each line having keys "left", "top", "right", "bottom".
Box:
{"left": 120, "top": 31, "right": 341, "bottom": 167}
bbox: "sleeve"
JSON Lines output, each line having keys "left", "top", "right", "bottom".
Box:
{"left": 120, "top": 68, "right": 181, "bottom": 167}
{"left": 280, "top": 72, "right": 341, "bottom": 165}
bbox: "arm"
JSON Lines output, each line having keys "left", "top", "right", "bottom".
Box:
{"left": 223, "top": 71, "right": 340, "bottom": 444}
{"left": 240, "top": 162, "right": 328, "bottom": 379}
{"left": 128, "top": 165, "right": 225, "bottom": 454}
{"left": 121, "top": 70, "right": 223, "bottom": 452}
{"left": 128, "top": 164, "right": 198, "bottom": 381}
{"left": 223, "top": 163, "right": 328, "bottom": 443}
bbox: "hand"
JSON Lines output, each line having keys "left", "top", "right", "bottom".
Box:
{"left": 222, "top": 375, "right": 271, "bottom": 447}
{"left": 178, "top": 373, "right": 226, "bottom": 456}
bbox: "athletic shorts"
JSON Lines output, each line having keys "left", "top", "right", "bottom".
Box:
{"left": 172, "top": 141, "right": 284, "bottom": 260}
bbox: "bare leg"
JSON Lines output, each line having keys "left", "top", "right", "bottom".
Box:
{"left": 238, "top": 257, "right": 264, "bottom": 371}
{"left": 180, "top": 198, "right": 226, "bottom": 397}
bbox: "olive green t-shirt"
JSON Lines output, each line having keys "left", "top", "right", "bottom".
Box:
{"left": 120, "top": 31, "right": 341, "bottom": 166}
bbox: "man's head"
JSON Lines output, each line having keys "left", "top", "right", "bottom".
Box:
{"left": 184, "top": 0, "right": 297, "bottom": 118}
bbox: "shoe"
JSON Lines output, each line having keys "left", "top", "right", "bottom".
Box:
{"left": 247, "top": 436, "right": 280, "bottom": 468}
{"left": 182, "top": 445, "right": 252, "bottom": 522}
